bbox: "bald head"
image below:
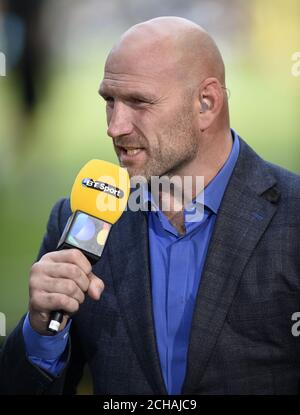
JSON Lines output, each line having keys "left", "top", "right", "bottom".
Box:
{"left": 100, "top": 16, "right": 231, "bottom": 181}
{"left": 107, "top": 16, "right": 226, "bottom": 89}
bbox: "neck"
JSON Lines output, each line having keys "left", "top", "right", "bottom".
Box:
{"left": 172, "top": 128, "right": 233, "bottom": 188}
{"left": 160, "top": 128, "right": 233, "bottom": 232}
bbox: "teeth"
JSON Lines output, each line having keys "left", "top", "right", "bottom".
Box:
{"left": 126, "top": 149, "right": 140, "bottom": 155}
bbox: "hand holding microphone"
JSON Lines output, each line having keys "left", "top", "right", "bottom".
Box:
{"left": 28, "top": 160, "right": 130, "bottom": 335}
{"left": 29, "top": 249, "right": 104, "bottom": 335}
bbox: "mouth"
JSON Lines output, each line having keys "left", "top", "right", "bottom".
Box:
{"left": 116, "top": 145, "right": 147, "bottom": 164}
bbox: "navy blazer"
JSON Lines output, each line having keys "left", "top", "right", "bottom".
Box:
{"left": 1, "top": 137, "right": 300, "bottom": 394}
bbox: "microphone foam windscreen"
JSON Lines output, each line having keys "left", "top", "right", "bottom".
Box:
{"left": 70, "top": 159, "right": 130, "bottom": 224}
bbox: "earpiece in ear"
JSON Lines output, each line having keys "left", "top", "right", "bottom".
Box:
{"left": 200, "top": 98, "right": 209, "bottom": 113}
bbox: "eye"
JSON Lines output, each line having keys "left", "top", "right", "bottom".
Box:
{"left": 131, "top": 98, "right": 145, "bottom": 104}
{"left": 103, "top": 96, "right": 114, "bottom": 103}
{"left": 129, "top": 97, "right": 152, "bottom": 107}
{"left": 103, "top": 96, "right": 114, "bottom": 108}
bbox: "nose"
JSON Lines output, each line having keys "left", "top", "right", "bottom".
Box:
{"left": 107, "top": 101, "right": 134, "bottom": 139}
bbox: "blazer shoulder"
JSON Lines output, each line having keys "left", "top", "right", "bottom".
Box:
{"left": 37, "top": 197, "right": 71, "bottom": 260}
{"left": 264, "top": 160, "right": 300, "bottom": 198}
{"left": 233, "top": 139, "right": 300, "bottom": 228}
{"left": 48, "top": 197, "right": 72, "bottom": 234}
{"left": 237, "top": 138, "right": 300, "bottom": 199}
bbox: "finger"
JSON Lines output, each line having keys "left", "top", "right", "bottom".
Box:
{"left": 30, "top": 292, "right": 80, "bottom": 314}
{"left": 41, "top": 249, "right": 92, "bottom": 276}
{"left": 37, "top": 276, "right": 85, "bottom": 304}
{"left": 31, "top": 261, "right": 90, "bottom": 293}
{"left": 87, "top": 273, "right": 105, "bottom": 300}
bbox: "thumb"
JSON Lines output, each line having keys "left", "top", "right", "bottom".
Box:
{"left": 87, "top": 273, "right": 105, "bottom": 300}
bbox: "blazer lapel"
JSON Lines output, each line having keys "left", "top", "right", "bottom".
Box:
{"left": 106, "top": 207, "right": 167, "bottom": 394}
{"left": 182, "top": 139, "right": 280, "bottom": 393}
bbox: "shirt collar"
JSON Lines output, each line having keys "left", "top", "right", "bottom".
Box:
{"left": 196, "top": 128, "right": 240, "bottom": 214}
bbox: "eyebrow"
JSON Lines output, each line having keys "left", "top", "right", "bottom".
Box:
{"left": 98, "top": 86, "right": 109, "bottom": 98}
{"left": 98, "top": 87, "right": 157, "bottom": 103}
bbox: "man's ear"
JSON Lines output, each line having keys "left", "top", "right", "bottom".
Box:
{"left": 198, "top": 78, "right": 224, "bottom": 131}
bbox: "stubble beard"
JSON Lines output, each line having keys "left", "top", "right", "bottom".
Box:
{"left": 140, "top": 111, "right": 199, "bottom": 182}
{"left": 117, "top": 100, "right": 199, "bottom": 182}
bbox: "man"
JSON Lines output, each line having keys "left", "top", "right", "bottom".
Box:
{"left": 1, "top": 16, "right": 300, "bottom": 395}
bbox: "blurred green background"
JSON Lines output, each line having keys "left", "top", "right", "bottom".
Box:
{"left": 0, "top": 0, "right": 299, "bottom": 393}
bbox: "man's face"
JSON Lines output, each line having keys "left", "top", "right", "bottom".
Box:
{"left": 99, "top": 43, "right": 200, "bottom": 180}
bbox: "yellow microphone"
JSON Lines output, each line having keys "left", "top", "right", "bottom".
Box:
{"left": 48, "top": 160, "right": 130, "bottom": 333}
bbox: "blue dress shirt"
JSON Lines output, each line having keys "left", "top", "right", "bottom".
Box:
{"left": 147, "top": 130, "right": 239, "bottom": 393}
{"left": 23, "top": 314, "right": 70, "bottom": 375}
{"left": 23, "top": 130, "right": 240, "bottom": 390}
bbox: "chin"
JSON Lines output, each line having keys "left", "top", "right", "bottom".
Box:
{"left": 123, "top": 163, "right": 145, "bottom": 178}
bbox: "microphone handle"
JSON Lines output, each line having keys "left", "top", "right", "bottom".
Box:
{"left": 46, "top": 244, "right": 98, "bottom": 334}
{"left": 46, "top": 241, "right": 97, "bottom": 333}
{"left": 48, "top": 310, "right": 64, "bottom": 333}
{"left": 46, "top": 212, "right": 108, "bottom": 333}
